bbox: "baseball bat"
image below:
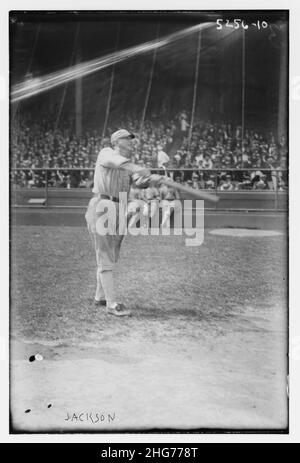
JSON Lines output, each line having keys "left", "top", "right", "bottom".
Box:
{"left": 161, "top": 178, "right": 220, "bottom": 203}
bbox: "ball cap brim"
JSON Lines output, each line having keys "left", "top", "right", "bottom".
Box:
{"left": 111, "top": 129, "right": 135, "bottom": 145}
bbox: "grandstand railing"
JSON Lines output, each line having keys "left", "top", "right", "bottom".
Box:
{"left": 10, "top": 168, "right": 288, "bottom": 211}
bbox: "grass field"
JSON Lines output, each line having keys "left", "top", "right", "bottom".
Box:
{"left": 10, "top": 225, "right": 288, "bottom": 432}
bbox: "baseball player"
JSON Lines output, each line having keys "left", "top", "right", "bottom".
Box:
{"left": 142, "top": 184, "right": 160, "bottom": 221}
{"left": 127, "top": 183, "right": 146, "bottom": 228}
{"left": 85, "top": 129, "right": 162, "bottom": 317}
{"left": 160, "top": 170, "right": 180, "bottom": 229}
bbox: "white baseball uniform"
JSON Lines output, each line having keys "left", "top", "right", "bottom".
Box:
{"left": 85, "top": 147, "right": 132, "bottom": 272}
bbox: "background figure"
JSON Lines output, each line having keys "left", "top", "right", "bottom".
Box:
{"left": 128, "top": 185, "right": 145, "bottom": 229}
{"left": 160, "top": 168, "right": 180, "bottom": 229}
{"left": 157, "top": 144, "right": 170, "bottom": 176}
{"left": 178, "top": 110, "right": 189, "bottom": 139}
{"left": 143, "top": 184, "right": 160, "bottom": 222}
{"left": 220, "top": 174, "right": 235, "bottom": 191}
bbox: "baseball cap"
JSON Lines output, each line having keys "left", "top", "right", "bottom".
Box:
{"left": 111, "top": 129, "right": 135, "bottom": 145}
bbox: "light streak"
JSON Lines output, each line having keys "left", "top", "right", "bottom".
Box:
{"left": 11, "top": 22, "right": 213, "bottom": 103}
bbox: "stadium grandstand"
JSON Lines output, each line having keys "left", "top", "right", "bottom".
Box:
{"left": 10, "top": 11, "right": 288, "bottom": 197}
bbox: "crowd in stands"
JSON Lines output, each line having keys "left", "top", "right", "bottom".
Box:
{"left": 10, "top": 110, "right": 288, "bottom": 191}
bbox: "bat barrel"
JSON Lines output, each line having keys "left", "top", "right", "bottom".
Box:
{"left": 161, "top": 179, "right": 220, "bottom": 203}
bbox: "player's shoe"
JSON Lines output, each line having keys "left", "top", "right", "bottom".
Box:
{"left": 106, "top": 303, "right": 131, "bottom": 317}
{"left": 94, "top": 299, "right": 106, "bottom": 307}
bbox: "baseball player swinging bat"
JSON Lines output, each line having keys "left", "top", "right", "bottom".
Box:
{"left": 87, "top": 129, "right": 219, "bottom": 317}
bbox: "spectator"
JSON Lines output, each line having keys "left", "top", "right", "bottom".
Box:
{"left": 157, "top": 144, "right": 170, "bottom": 169}
{"left": 237, "top": 172, "right": 252, "bottom": 190}
{"left": 178, "top": 110, "right": 189, "bottom": 138}
{"left": 253, "top": 174, "right": 269, "bottom": 190}
{"left": 205, "top": 175, "right": 216, "bottom": 190}
{"left": 220, "top": 174, "right": 235, "bottom": 191}
{"left": 202, "top": 154, "right": 213, "bottom": 170}
{"left": 11, "top": 110, "right": 287, "bottom": 191}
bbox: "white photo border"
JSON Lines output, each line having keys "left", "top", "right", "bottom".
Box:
{"left": 1, "top": 0, "right": 298, "bottom": 444}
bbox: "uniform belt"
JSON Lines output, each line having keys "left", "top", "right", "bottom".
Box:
{"left": 99, "top": 194, "right": 119, "bottom": 203}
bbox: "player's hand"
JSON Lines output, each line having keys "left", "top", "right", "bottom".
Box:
{"left": 137, "top": 168, "right": 151, "bottom": 177}
{"left": 149, "top": 174, "right": 164, "bottom": 186}
{"left": 132, "top": 171, "right": 151, "bottom": 188}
